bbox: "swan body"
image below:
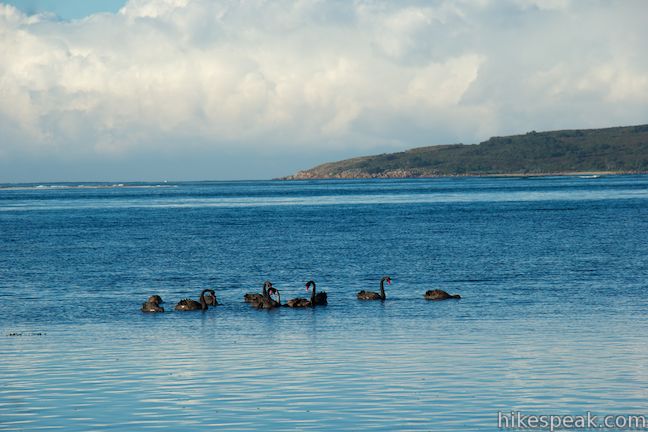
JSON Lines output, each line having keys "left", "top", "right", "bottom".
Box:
{"left": 356, "top": 291, "right": 382, "bottom": 300}
{"left": 357, "top": 276, "right": 391, "bottom": 301}
{"left": 245, "top": 281, "right": 272, "bottom": 303}
{"left": 424, "top": 289, "right": 461, "bottom": 300}
{"left": 310, "top": 281, "right": 327, "bottom": 306}
{"left": 175, "top": 289, "right": 216, "bottom": 311}
{"left": 286, "top": 281, "right": 311, "bottom": 308}
{"left": 251, "top": 287, "right": 281, "bottom": 309}
{"left": 285, "top": 280, "right": 328, "bottom": 308}
{"left": 313, "top": 292, "right": 328, "bottom": 305}
{"left": 141, "top": 295, "right": 164, "bottom": 313}
{"left": 285, "top": 297, "right": 311, "bottom": 308}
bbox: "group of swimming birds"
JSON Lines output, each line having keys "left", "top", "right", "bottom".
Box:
{"left": 140, "top": 276, "right": 461, "bottom": 313}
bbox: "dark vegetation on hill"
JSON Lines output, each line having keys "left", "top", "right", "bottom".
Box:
{"left": 282, "top": 124, "right": 648, "bottom": 179}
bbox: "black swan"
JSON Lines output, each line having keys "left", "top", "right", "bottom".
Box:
{"left": 175, "top": 289, "right": 216, "bottom": 311}
{"left": 357, "top": 276, "right": 391, "bottom": 300}
{"left": 251, "top": 287, "right": 281, "bottom": 309}
{"left": 424, "top": 289, "right": 461, "bottom": 300}
{"left": 245, "top": 281, "right": 272, "bottom": 303}
{"left": 285, "top": 289, "right": 311, "bottom": 308}
{"left": 287, "top": 280, "right": 328, "bottom": 307}
{"left": 308, "top": 280, "right": 328, "bottom": 306}
{"left": 141, "top": 295, "right": 164, "bottom": 313}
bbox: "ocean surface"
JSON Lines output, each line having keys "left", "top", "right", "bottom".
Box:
{"left": 1, "top": 176, "right": 647, "bottom": 431}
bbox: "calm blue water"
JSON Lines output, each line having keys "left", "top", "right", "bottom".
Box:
{"left": 1, "top": 176, "right": 647, "bottom": 431}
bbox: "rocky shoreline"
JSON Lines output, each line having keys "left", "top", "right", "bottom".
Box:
{"left": 278, "top": 170, "right": 641, "bottom": 180}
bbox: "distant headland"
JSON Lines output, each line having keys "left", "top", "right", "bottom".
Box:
{"left": 280, "top": 124, "right": 648, "bottom": 180}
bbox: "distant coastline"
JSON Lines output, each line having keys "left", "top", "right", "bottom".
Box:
{"left": 280, "top": 170, "right": 645, "bottom": 181}
{"left": 279, "top": 124, "right": 648, "bottom": 180}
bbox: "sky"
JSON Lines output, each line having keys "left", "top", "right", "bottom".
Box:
{"left": 2, "top": 0, "right": 124, "bottom": 19}
{"left": 1, "top": 0, "right": 647, "bottom": 182}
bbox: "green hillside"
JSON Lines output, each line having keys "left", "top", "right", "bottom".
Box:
{"left": 282, "top": 124, "right": 648, "bottom": 179}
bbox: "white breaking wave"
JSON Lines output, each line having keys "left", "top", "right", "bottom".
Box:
{"left": 0, "top": 184, "right": 177, "bottom": 191}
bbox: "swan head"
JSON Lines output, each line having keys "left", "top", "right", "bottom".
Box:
{"left": 147, "top": 295, "right": 164, "bottom": 304}
{"left": 382, "top": 276, "right": 391, "bottom": 285}
{"left": 305, "top": 280, "right": 316, "bottom": 291}
{"left": 267, "top": 287, "right": 280, "bottom": 302}
{"left": 206, "top": 289, "right": 217, "bottom": 305}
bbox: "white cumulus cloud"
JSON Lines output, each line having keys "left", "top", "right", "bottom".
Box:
{"left": 0, "top": 0, "right": 647, "bottom": 181}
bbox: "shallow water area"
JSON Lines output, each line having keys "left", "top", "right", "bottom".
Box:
{"left": 1, "top": 176, "right": 648, "bottom": 431}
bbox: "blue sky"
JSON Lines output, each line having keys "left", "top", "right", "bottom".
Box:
{"left": 1, "top": 0, "right": 647, "bottom": 182}
{"left": 3, "top": 0, "right": 124, "bottom": 19}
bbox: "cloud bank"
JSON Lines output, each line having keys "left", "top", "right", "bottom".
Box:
{"left": 1, "top": 0, "right": 647, "bottom": 181}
